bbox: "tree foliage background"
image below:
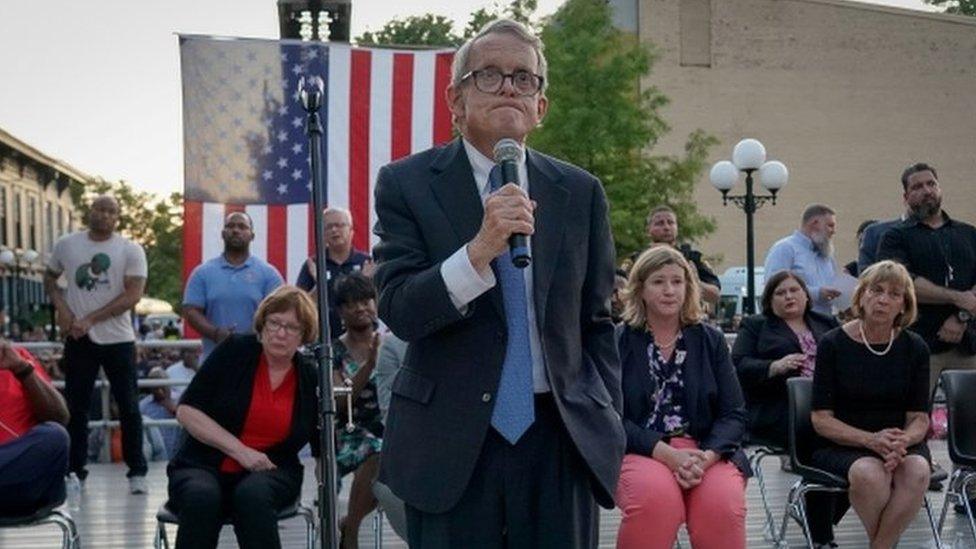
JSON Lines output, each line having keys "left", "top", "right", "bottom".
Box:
{"left": 74, "top": 179, "right": 184, "bottom": 310}
{"left": 923, "top": 0, "right": 976, "bottom": 15}
{"left": 355, "top": 0, "right": 716, "bottom": 260}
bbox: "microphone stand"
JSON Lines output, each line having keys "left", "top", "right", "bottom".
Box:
{"left": 299, "top": 75, "right": 340, "bottom": 549}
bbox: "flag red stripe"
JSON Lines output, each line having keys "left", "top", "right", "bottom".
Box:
{"left": 182, "top": 200, "right": 203, "bottom": 339}
{"left": 267, "top": 205, "right": 288, "bottom": 276}
{"left": 225, "top": 204, "right": 245, "bottom": 216}
{"left": 350, "top": 49, "right": 372, "bottom": 252}
{"left": 391, "top": 53, "right": 414, "bottom": 160}
{"left": 183, "top": 201, "right": 203, "bottom": 284}
{"left": 434, "top": 53, "right": 454, "bottom": 144}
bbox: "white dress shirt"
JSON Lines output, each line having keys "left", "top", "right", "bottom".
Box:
{"left": 439, "top": 139, "right": 550, "bottom": 392}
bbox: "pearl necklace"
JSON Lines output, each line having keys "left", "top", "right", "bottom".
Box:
{"left": 858, "top": 321, "right": 895, "bottom": 356}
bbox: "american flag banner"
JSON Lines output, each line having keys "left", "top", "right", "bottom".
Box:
{"left": 179, "top": 35, "right": 455, "bottom": 285}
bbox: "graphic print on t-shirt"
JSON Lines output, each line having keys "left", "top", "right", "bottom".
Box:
{"left": 75, "top": 252, "right": 112, "bottom": 291}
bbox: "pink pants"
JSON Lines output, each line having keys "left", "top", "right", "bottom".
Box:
{"left": 615, "top": 437, "right": 747, "bottom": 549}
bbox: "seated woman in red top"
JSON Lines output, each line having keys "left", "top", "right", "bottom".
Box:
{"left": 0, "top": 341, "right": 70, "bottom": 516}
{"left": 168, "top": 286, "right": 320, "bottom": 549}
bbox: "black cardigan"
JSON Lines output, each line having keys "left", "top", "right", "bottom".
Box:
{"left": 731, "top": 311, "right": 839, "bottom": 446}
{"left": 170, "top": 334, "right": 321, "bottom": 473}
{"left": 618, "top": 322, "right": 751, "bottom": 476}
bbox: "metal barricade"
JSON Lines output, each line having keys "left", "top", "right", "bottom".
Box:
{"left": 32, "top": 339, "right": 357, "bottom": 460}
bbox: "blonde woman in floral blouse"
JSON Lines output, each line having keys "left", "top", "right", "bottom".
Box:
{"left": 615, "top": 246, "right": 750, "bottom": 549}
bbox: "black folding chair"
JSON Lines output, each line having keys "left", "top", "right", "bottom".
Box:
{"left": 153, "top": 496, "right": 315, "bottom": 549}
{"left": 780, "top": 378, "right": 942, "bottom": 549}
{"left": 937, "top": 370, "right": 976, "bottom": 543}
{"left": 0, "top": 500, "right": 79, "bottom": 549}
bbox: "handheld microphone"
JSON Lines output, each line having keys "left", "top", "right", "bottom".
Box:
{"left": 493, "top": 138, "right": 531, "bottom": 268}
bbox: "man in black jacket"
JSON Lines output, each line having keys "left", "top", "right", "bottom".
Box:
{"left": 877, "top": 163, "right": 976, "bottom": 394}
{"left": 646, "top": 205, "right": 721, "bottom": 307}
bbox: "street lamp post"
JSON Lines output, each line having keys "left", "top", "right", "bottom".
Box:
{"left": 0, "top": 248, "right": 40, "bottom": 334}
{"left": 709, "top": 138, "right": 789, "bottom": 316}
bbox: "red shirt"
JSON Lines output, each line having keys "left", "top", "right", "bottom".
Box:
{"left": 0, "top": 348, "right": 52, "bottom": 445}
{"left": 220, "top": 353, "right": 297, "bottom": 473}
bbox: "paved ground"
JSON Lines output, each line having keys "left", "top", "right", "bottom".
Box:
{"left": 1, "top": 439, "right": 973, "bottom": 548}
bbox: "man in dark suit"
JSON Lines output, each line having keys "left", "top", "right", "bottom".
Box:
{"left": 372, "top": 18, "right": 625, "bottom": 547}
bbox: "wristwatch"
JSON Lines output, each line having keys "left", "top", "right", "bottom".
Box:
{"left": 957, "top": 310, "right": 973, "bottom": 323}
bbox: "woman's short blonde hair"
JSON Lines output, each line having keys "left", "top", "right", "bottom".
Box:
{"left": 253, "top": 285, "right": 320, "bottom": 344}
{"left": 851, "top": 260, "right": 917, "bottom": 329}
{"left": 621, "top": 245, "right": 703, "bottom": 330}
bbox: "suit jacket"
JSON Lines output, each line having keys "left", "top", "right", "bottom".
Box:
{"left": 372, "top": 139, "right": 625, "bottom": 513}
{"left": 170, "top": 335, "right": 321, "bottom": 474}
{"left": 731, "top": 312, "right": 839, "bottom": 446}
{"left": 618, "top": 322, "right": 751, "bottom": 476}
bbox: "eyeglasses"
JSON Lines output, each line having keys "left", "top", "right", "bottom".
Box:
{"left": 866, "top": 286, "right": 904, "bottom": 300}
{"left": 460, "top": 68, "right": 544, "bottom": 96}
{"left": 264, "top": 318, "right": 303, "bottom": 337}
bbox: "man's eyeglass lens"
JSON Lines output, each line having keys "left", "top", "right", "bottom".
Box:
{"left": 469, "top": 69, "right": 542, "bottom": 95}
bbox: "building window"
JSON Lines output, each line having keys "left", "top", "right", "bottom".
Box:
{"left": 57, "top": 204, "right": 63, "bottom": 237}
{"left": 13, "top": 190, "right": 22, "bottom": 249}
{"left": 680, "top": 0, "right": 712, "bottom": 68}
{"left": 46, "top": 202, "right": 54, "bottom": 250}
{"left": 0, "top": 187, "right": 6, "bottom": 247}
{"left": 28, "top": 195, "right": 37, "bottom": 250}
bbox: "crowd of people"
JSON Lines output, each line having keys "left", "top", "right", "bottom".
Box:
{"left": 1, "top": 17, "right": 974, "bottom": 549}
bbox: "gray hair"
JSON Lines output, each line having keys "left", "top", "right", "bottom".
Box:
{"left": 323, "top": 206, "right": 353, "bottom": 225}
{"left": 801, "top": 204, "right": 835, "bottom": 225}
{"left": 451, "top": 19, "right": 548, "bottom": 93}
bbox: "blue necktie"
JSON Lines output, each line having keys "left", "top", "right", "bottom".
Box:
{"left": 487, "top": 164, "right": 535, "bottom": 444}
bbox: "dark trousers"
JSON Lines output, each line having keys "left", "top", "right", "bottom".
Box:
{"left": 0, "top": 422, "right": 70, "bottom": 516}
{"left": 167, "top": 465, "right": 303, "bottom": 549}
{"left": 63, "top": 336, "right": 146, "bottom": 478}
{"left": 405, "top": 394, "right": 598, "bottom": 548}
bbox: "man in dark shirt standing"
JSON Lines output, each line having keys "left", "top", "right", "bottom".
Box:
{"left": 878, "top": 162, "right": 976, "bottom": 393}
{"left": 646, "top": 205, "right": 721, "bottom": 306}
{"left": 296, "top": 207, "right": 372, "bottom": 338}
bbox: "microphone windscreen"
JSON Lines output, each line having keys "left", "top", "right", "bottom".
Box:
{"left": 493, "top": 138, "right": 522, "bottom": 164}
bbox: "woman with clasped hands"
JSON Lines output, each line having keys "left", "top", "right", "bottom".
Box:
{"left": 811, "top": 260, "right": 931, "bottom": 549}
{"left": 615, "top": 246, "right": 750, "bottom": 549}
{"left": 167, "top": 286, "right": 320, "bottom": 549}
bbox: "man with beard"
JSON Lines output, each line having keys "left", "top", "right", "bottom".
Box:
{"left": 183, "top": 212, "right": 283, "bottom": 360}
{"left": 296, "top": 207, "right": 372, "bottom": 339}
{"left": 45, "top": 195, "right": 149, "bottom": 493}
{"left": 764, "top": 204, "right": 841, "bottom": 315}
{"left": 878, "top": 163, "right": 976, "bottom": 393}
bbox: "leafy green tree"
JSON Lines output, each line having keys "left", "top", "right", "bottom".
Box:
{"left": 355, "top": 1, "right": 538, "bottom": 47}
{"left": 532, "top": 0, "right": 716, "bottom": 258}
{"left": 77, "top": 179, "right": 184, "bottom": 309}
{"left": 923, "top": 0, "right": 976, "bottom": 15}
{"left": 357, "top": 14, "right": 464, "bottom": 47}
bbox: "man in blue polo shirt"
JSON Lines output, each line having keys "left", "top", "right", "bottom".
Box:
{"left": 183, "top": 212, "right": 283, "bottom": 359}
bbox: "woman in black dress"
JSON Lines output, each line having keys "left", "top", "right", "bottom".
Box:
{"left": 811, "top": 260, "right": 931, "bottom": 549}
